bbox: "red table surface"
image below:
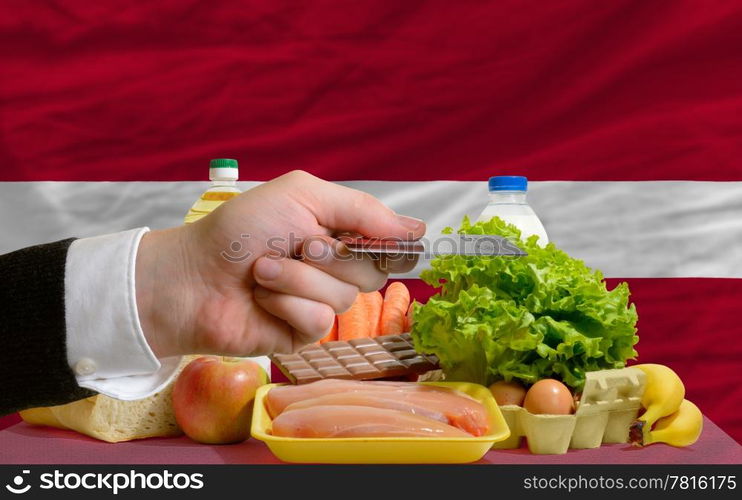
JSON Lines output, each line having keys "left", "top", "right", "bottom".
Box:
{"left": 1, "top": 417, "right": 739, "bottom": 465}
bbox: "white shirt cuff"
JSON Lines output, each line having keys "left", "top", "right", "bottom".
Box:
{"left": 65, "top": 227, "right": 181, "bottom": 400}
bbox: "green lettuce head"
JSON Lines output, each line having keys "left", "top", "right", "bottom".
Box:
{"left": 410, "top": 216, "right": 639, "bottom": 390}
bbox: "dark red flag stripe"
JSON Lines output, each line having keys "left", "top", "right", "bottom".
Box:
{"left": 1, "top": 1, "right": 740, "bottom": 181}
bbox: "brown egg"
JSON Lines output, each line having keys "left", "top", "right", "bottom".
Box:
{"left": 489, "top": 380, "right": 527, "bottom": 406}
{"left": 523, "top": 379, "right": 574, "bottom": 415}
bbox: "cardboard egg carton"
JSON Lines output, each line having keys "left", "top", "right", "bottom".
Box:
{"left": 492, "top": 366, "right": 646, "bottom": 454}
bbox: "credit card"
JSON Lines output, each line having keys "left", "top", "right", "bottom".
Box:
{"left": 339, "top": 234, "right": 526, "bottom": 257}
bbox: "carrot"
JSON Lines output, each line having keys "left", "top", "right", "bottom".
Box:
{"left": 364, "top": 291, "right": 383, "bottom": 337}
{"left": 318, "top": 316, "right": 338, "bottom": 344}
{"left": 338, "top": 292, "right": 369, "bottom": 340}
{"left": 380, "top": 282, "right": 410, "bottom": 335}
{"left": 338, "top": 291, "right": 385, "bottom": 340}
{"left": 404, "top": 301, "right": 416, "bottom": 332}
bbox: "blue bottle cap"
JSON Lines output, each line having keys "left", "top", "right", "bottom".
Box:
{"left": 488, "top": 176, "right": 527, "bottom": 192}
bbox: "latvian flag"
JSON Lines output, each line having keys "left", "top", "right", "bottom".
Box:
{"left": 1, "top": 1, "right": 740, "bottom": 443}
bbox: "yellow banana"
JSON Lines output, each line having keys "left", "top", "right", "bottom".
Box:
{"left": 640, "top": 399, "right": 703, "bottom": 447}
{"left": 629, "top": 363, "right": 685, "bottom": 445}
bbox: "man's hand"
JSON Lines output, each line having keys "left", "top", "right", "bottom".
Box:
{"left": 135, "top": 171, "right": 425, "bottom": 358}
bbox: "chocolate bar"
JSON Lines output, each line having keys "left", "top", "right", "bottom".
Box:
{"left": 271, "top": 333, "right": 439, "bottom": 384}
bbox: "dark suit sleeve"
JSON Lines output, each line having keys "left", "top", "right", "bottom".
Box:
{"left": 0, "top": 239, "right": 96, "bottom": 415}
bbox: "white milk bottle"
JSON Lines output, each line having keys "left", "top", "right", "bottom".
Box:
{"left": 184, "top": 158, "right": 272, "bottom": 379}
{"left": 476, "top": 176, "right": 549, "bottom": 246}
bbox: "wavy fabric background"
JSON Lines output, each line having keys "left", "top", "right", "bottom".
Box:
{"left": 0, "top": 1, "right": 740, "bottom": 442}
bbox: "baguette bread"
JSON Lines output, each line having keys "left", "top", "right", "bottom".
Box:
{"left": 20, "top": 356, "right": 199, "bottom": 442}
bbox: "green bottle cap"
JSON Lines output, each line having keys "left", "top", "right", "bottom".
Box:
{"left": 209, "top": 158, "right": 238, "bottom": 169}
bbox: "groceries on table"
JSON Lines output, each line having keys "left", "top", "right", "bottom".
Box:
{"left": 18, "top": 173, "right": 702, "bottom": 461}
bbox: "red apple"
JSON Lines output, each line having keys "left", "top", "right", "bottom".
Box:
{"left": 172, "top": 356, "right": 268, "bottom": 444}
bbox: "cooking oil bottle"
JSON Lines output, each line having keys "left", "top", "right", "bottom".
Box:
{"left": 184, "top": 158, "right": 241, "bottom": 224}
{"left": 183, "top": 158, "right": 272, "bottom": 380}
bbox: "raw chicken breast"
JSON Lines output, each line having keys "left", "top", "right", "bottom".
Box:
{"left": 265, "top": 379, "right": 415, "bottom": 417}
{"left": 266, "top": 380, "right": 490, "bottom": 436}
{"left": 272, "top": 405, "right": 473, "bottom": 438}
{"left": 283, "top": 392, "right": 449, "bottom": 424}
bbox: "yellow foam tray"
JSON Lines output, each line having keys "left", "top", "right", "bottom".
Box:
{"left": 251, "top": 381, "right": 510, "bottom": 464}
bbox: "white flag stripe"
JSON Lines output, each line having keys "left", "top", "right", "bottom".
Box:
{"left": 1, "top": 181, "right": 740, "bottom": 278}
